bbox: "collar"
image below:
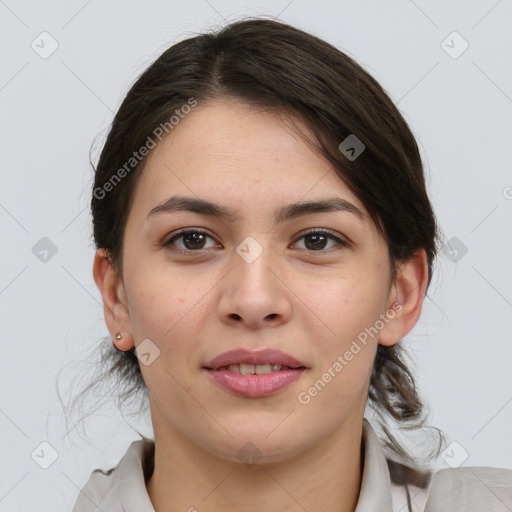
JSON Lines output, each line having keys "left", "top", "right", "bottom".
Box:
{"left": 98, "top": 418, "right": 393, "bottom": 511}
{"left": 355, "top": 418, "right": 393, "bottom": 511}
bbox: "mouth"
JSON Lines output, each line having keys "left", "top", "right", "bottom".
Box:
{"left": 202, "top": 348, "right": 307, "bottom": 397}
{"left": 212, "top": 363, "right": 305, "bottom": 374}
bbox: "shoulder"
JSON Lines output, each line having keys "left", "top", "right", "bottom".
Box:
{"left": 391, "top": 465, "right": 512, "bottom": 512}
{"left": 72, "top": 438, "right": 156, "bottom": 512}
{"left": 423, "top": 465, "right": 512, "bottom": 511}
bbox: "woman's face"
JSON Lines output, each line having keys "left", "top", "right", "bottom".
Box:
{"left": 118, "top": 98, "right": 398, "bottom": 462}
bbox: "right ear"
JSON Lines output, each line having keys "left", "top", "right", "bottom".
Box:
{"left": 92, "top": 248, "right": 135, "bottom": 351}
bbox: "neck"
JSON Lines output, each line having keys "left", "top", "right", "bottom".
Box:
{"left": 146, "top": 408, "right": 364, "bottom": 512}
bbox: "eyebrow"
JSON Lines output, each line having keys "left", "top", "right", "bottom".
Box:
{"left": 146, "top": 194, "right": 365, "bottom": 223}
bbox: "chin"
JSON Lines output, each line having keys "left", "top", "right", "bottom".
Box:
{"left": 185, "top": 424, "right": 291, "bottom": 460}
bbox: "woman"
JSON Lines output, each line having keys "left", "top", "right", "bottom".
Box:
{"left": 71, "top": 17, "right": 512, "bottom": 512}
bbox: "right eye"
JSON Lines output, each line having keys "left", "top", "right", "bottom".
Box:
{"left": 161, "top": 229, "right": 220, "bottom": 253}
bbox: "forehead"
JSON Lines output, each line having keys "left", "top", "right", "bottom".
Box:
{"left": 131, "top": 98, "right": 369, "bottom": 220}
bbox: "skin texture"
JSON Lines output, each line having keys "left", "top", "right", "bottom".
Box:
{"left": 93, "top": 98, "right": 428, "bottom": 512}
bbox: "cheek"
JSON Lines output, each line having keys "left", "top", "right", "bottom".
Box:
{"left": 127, "top": 271, "right": 206, "bottom": 402}
{"left": 296, "top": 277, "right": 383, "bottom": 404}
{"left": 306, "top": 277, "right": 386, "bottom": 352}
{"left": 297, "top": 330, "right": 377, "bottom": 427}
{"left": 124, "top": 257, "right": 207, "bottom": 341}
{"left": 124, "top": 261, "right": 223, "bottom": 387}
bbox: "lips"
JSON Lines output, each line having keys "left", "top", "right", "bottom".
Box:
{"left": 203, "top": 348, "right": 306, "bottom": 370}
{"left": 203, "top": 348, "right": 307, "bottom": 397}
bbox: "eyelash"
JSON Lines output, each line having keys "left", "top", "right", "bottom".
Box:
{"left": 161, "top": 228, "right": 348, "bottom": 254}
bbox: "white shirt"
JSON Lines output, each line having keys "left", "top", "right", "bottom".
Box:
{"left": 72, "top": 418, "right": 512, "bottom": 511}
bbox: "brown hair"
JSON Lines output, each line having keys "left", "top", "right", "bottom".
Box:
{"left": 65, "top": 16, "right": 444, "bottom": 490}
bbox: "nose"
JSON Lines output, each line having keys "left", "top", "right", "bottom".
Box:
{"left": 217, "top": 239, "right": 292, "bottom": 330}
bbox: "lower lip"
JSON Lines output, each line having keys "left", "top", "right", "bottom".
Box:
{"left": 205, "top": 368, "right": 306, "bottom": 397}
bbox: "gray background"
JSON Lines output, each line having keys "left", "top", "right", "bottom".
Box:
{"left": 1, "top": 0, "right": 511, "bottom": 510}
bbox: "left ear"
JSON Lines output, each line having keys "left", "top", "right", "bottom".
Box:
{"left": 378, "top": 248, "right": 429, "bottom": 346}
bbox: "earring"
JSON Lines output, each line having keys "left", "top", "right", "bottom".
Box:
{"left": 115, "top": 332, "right": 123, "bottom": 340}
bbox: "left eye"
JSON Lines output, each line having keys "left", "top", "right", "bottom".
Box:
{"left": 293, "top": 230, "right": 347, "bottom": 251}
{"left": 162, "top": 229, "right": 347, "bottom": 252}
